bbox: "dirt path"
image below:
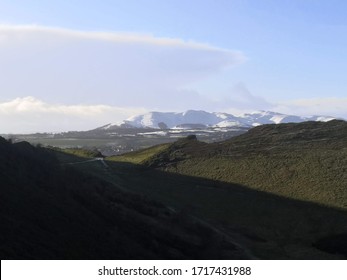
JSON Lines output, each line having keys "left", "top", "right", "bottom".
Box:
{"left": 64, "top": 157, "right": 109, "bottom": 168}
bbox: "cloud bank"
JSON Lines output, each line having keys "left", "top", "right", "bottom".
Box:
{"left": 273, "top": 97, "right": 347, "bottom": 119}
{"left": 1, "top": 25, "right": 344, "bottom": 133}
{"left": 1, "top": 96, "right": 345, "bottom": 134}
{"left": 0, "top": 25, "right": 245, "bottom": 109}
{"left": 0, "top": 97, "right": 146, "bottom": 133}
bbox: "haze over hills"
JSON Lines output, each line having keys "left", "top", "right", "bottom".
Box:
{"left": 98, "top": 110, "right": 336, "bottom": 130}
{"left": 6, "top": 109, "right": 340, "bottom": 157}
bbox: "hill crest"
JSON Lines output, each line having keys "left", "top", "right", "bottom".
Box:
{"left": 98, "top": 110, "right": 337, "bottom": 130}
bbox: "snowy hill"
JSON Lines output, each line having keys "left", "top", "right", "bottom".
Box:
{"left": 99, "top": 110, "right": 336, "bottom": 130}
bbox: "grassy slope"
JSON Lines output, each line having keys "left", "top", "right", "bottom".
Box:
{"left": 107, "top": 143, "right": 171, "bottom": 164}
{"left": 169, "top": 150, "right": 347, "bottom": 209}
{"left": 5, "top": 123, "right": 347, "bottom": 259}
{"left": 54, "top": 147, "right": 103, "bottom": 158}
{"left": 104, "top": 120, "right": 347, "bottom": 259}
{"left": 103, "top": 159, "right": 347, "bottom": 259}
{"left": 144, "top": 120, "right": 347, "bottom": 209}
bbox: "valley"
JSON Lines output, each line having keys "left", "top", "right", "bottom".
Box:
{"left": 1, "top": 119, "right": 347, "bottom": 259}
{"left": 4, "top": 125, "right": 247, "bottom": 156}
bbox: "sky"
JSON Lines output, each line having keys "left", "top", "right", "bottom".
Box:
{"left": 0, "top": 0, "right": 346, "bottom": 133}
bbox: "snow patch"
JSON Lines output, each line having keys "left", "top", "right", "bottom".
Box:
{"left": 100, "top": 110, "right": 338, "bottom": 130}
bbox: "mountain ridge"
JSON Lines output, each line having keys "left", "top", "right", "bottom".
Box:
{"left": 98, "top": 109, "right": 337, "bottom": 130}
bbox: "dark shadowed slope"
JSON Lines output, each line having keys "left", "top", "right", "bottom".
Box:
{"left": 103, "top": 159, "right": 347, "bottom": 259}
{"left": 0, "top": 137, "right": 248, "bottom": 259}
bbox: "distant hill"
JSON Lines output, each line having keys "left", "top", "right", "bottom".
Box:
{"left": 99, "top": 109, "right": 336, "bottom": 130}
{"left": 9, "top": 110, "right": 339, "bottom": 157}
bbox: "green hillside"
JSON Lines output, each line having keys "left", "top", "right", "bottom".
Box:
{"left": 107, "top": 143, "right": 171, "bottom": 164}
{"left": 106, "top": 120, "right": 347, "bottom": 259}
{"left": 143, "top": 120, "right": 347, "bottom": 209}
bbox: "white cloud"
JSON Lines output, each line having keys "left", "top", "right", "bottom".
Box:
{"left": 0, "top": 97, "right": 146, "bottom": 133}
{"left": 0, "top": 24, "right": 246, "bottom": 109}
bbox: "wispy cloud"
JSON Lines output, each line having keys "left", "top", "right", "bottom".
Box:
{"left": 1, "top": 95, "right": 345, "bottom": 134}
{"left": 0, "top": 97, "right": 146, "bottom": 133}
{"left": 273, "top": 97, "right": 347, "bottom": 118}
{"left": 0, "top": 24, "right": 242, "bottom": 51}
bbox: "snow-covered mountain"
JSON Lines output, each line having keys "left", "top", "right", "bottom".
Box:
{"left": 99, "top": 110, "right": 336, "bottom": 130}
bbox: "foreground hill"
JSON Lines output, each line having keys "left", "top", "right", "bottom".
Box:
{"left": 0, "top": 137, "right": 248, "bottom": 259}
{"left": 107, "top": 120, "right": 347, "bottom": 258}
{"left": 142, "top": 120, "right": 347, "bottom": 209}
{"left": 3, "top": 117, "right": 347, "bottom": 259}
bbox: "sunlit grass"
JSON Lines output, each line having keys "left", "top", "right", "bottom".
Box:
{"left": 107, "top": 143, "right": 171, "bottom": 164}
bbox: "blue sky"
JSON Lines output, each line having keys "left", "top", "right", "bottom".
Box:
{"left": 0, "top": 0, "right": 346, "bottom": 132}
